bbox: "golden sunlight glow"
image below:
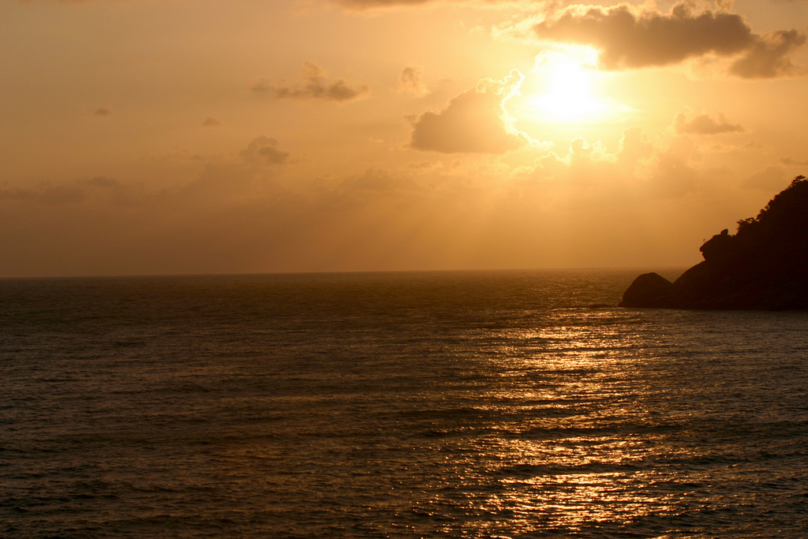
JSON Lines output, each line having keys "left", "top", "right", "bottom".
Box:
{"left": 528, "top": 50, "right": 612, "bottom": 123}
{"left": 2, "top": 0, "right": 805, "bottom": 277}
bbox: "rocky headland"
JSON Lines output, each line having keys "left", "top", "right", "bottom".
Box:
{"left": 620, "top": 175, "right": 808, "bottom": 310}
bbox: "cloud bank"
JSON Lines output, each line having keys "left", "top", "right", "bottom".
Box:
{"left": 1, "top": 130, "right": 783, "bottom": 277}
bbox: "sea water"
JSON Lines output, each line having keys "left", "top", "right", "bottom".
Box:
{"left": 2, "top": 270, "right": 807, "bottom": 538}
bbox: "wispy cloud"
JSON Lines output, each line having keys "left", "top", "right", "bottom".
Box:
{"left": 674, "top": 112, "right": 744, "bottom": 135}
{"left": 397, "top": 66, "right": 429, "bottom": 97}
{"left": 240, "top": 136, "right": 290, "bottom": 166}
{"left": 252, "top": 62, "right": 370, "bottom": 103}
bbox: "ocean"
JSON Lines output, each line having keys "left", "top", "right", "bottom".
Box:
{"left": 2, "top": 270, "right": 808, "bottom": 538}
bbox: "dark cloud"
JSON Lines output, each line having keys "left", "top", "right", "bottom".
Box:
{"left": 240, "top": 136, "right": 290, "bottom": 167}
{"left": 674, "top": 112, "right": 744, "bottom": 135}
{"left": 409, "top": 70, "right": 531, "bottom": 154}
{"left": 253, "top": 62, "right": 370, "bottom": 103}
{"left": 532, "top": 2, "right": 806, "bottom": 78}
{"left": 729, "top": 30, "right": 807, "bottom": 78}
{"left": 94, "top": 107, "right": 112, "bottom": 117}
{"left": 202, "top": 117, "right": 221, "bottom": 127}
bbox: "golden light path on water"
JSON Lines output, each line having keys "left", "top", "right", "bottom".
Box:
{"left": 408, "top": 309, "right": 693, "bottom": 536}
{"left": 4, "top": 272, "right": 808, "bottom": 537}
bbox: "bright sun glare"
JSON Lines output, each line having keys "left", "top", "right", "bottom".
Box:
{"left": 529, "top": 49, "right": 612, "bottom": 123}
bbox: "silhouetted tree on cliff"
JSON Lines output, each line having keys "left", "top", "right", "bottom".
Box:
{"left": 621, "top": 175, "right": 808, "bottom": 309}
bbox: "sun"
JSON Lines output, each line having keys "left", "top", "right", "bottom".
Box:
{"left": 527, "top": 49, "right": 612, "bottom": 123}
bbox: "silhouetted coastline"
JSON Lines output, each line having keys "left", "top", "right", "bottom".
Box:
{"left": 621, "top": 175, "right": 808, "bottom": 310}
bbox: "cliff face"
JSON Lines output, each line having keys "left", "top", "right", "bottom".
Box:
{"left": 620, "top": 175, "right": 808, "bottom": 310}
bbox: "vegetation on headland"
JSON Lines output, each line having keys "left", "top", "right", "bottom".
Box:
{"left": 621, "top": 175, "right": 808, "bottom": 309}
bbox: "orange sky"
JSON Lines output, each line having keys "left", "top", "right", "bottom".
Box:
{"left": 1, "top": 0, "right": 807, "bottom": 277}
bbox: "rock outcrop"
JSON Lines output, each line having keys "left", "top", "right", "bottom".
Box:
{"left": 620, "top": 175, "right": 808, "bottom": 310}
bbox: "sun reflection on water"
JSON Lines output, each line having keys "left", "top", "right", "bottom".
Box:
{"left": 403, "top": 308, "right": 687, "bottom": 536}
{"left": 5, "top": 273, "right": 808, "bottom": 538}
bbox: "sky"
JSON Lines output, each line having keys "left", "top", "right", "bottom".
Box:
{"left": 1, "top": 0, "right": 807, "bottom": 277}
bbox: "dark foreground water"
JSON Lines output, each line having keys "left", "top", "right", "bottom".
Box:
{"left": 2, "top": 270, "right": 808, "bottom": 538}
